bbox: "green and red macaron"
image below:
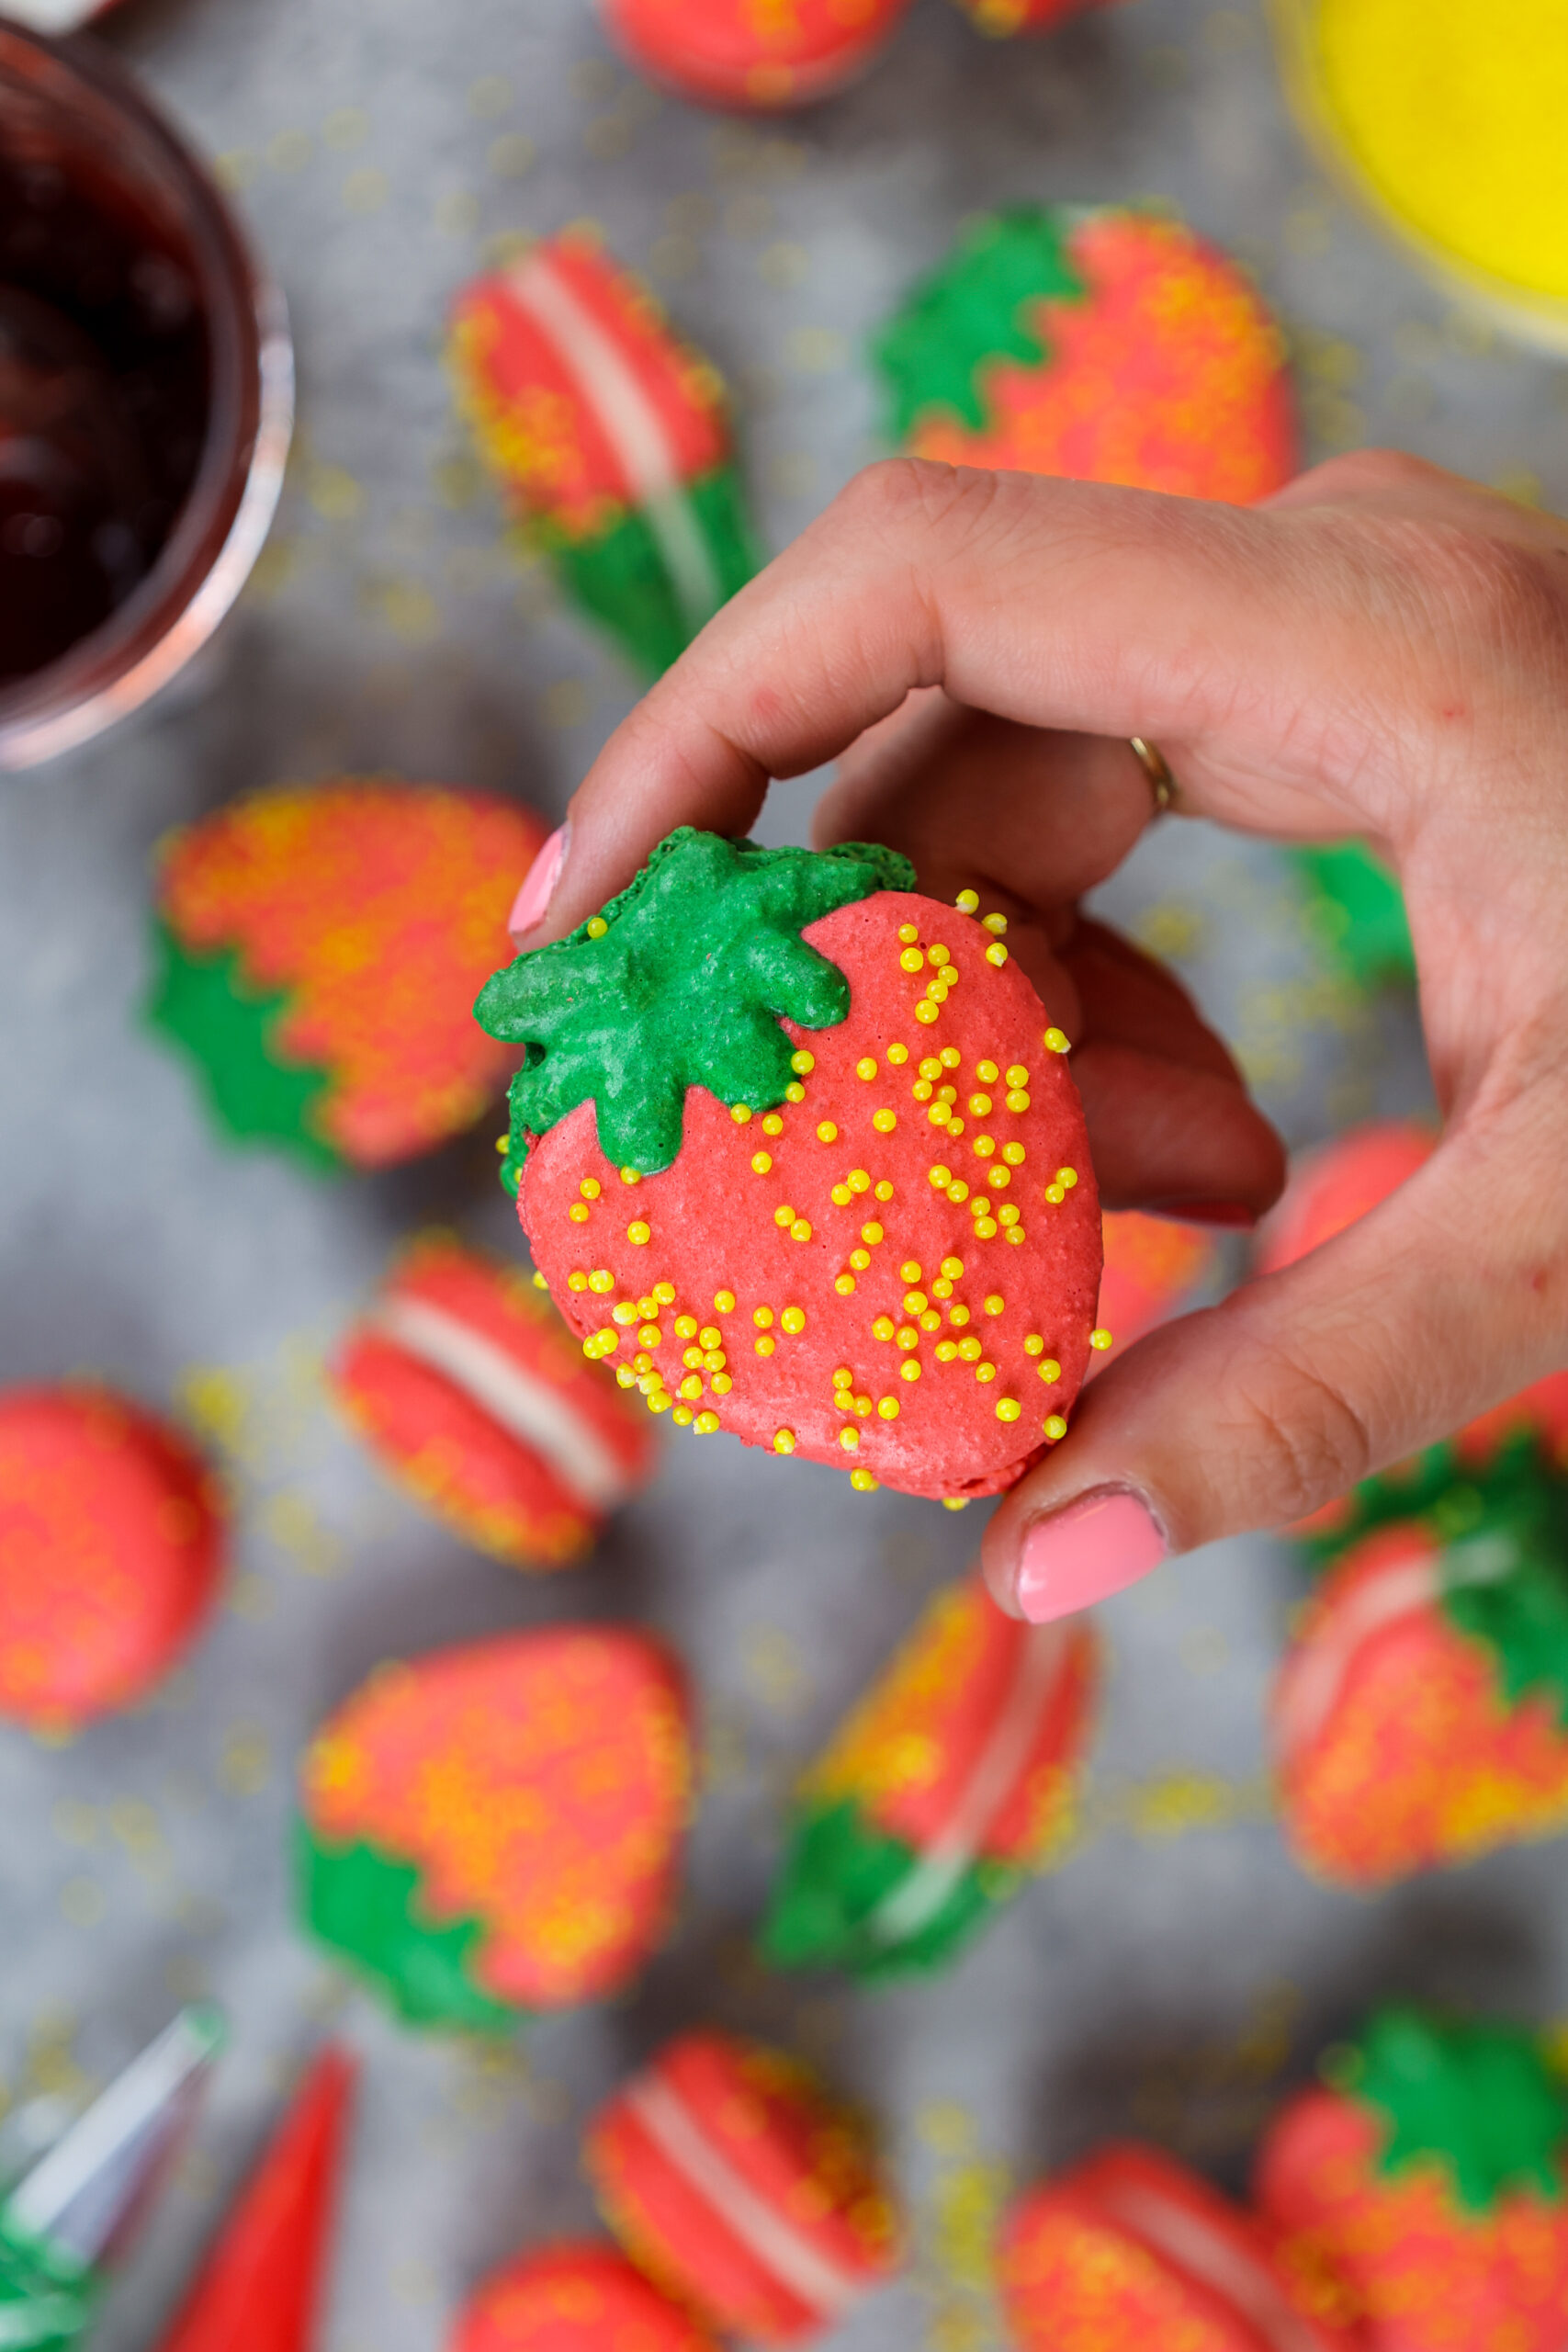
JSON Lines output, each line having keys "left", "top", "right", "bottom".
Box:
{"left": 584, "top": 2030, "right": 903, "bottom": 2345}
{"left": 450, "top": 2245, "right": 717, "bottom": 2352}
{"left": 450, "top": 232, "right": 759, "bottom": 676}
{"left": 331, "top": 1234, "right": 657, "bottom": 1570}
{"left": 999, "top": 2142, "right": 1356, "bottom": 2351}
{"left": 298, "top": 1628, "right": 693, "bottom": 2036}
{"left": 1271, "top": 1438, "right": 1568, "bottom": 1886}
{"left": 761, "top": 1567, "right": 1098, "bottom": 1980}
{"left": 150, "top": 777, "right": 547, "bottom": 1173}
{"left": 875, "top": 205, "right": 1296, "bottom": 505}
{"left": 475, "top": 829, "right": 1104, "bottom": 1504}
{"left": 1255, "top": 2005, "right": 1568, "bottom": 2352}
{"left": 597, "top": 0, "right": 909, "bottom": 108}
{"left": 0, "top": 1384, "right": 225, "bottom": 1732}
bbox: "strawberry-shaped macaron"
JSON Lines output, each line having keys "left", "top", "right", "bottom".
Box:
{"left": 761, "top": 1568, "right": 1098, "bottom": 1980}
{"left": 150, "top": 778, "right": 547, "bottom": 1171}
{"left": 1272, "top": 1437, "right": 1568, "bottom": 1885}
{"left": 451, "top": 2245, "right": 717, "bottom": 2352}
{"left": 1094, "top": 1209, "right": 1220, "bottom": 1368}
{"left": 330, "top": 1234, "right": 657, "bottom": 1570}
{"left": 999, "top": 2142, "right": 1356, "bottom": 2351}
{"left": 597, "top": 0, "right": 910, "bottom": 110}
{"left": 875, "top": 205, "right": 1296, "bottom": 505}
{"left": 0, "top": 1385, "right": 225, "bottom": 1732}
{"left": 585, "top": 2030, "right": 903, "bottom": 2345}
{"left": 475, "top": 830, "right": 1104, "bottom": 1503}
{"left": 1256, "top": 2005, "right": 1568, "bottom": 2352}
{"left": 450, "top": 232, "right": 759, "bottom": 677}
{"left": 298, "top": 1628, "right": 693, "bottom": 2035}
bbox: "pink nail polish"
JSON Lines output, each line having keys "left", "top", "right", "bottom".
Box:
{"left": 508, "top": 823, "right": 569, "bottom": 945}
{"left": 1015, "top": 1487, "right": 1168, "bottom": 1623}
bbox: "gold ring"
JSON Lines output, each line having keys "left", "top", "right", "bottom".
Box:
{"left": 1129, "top": 736, "right": 1177, "bottom": 816}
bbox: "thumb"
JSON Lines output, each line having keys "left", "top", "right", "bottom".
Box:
{"left": 979, "top": 1117, "right": 1568, "bottom": 1622}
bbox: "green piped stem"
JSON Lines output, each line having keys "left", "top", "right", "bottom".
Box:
{"left": 1300, "top": 1434, "right": 1568, "bottom": 1729}
{"left": 476, "top": 829, "right": 916, "bottom": 1185}
{"left": 760, "top": 1798, "right": 1011, "bottom": 1985}
{"left": 873, "top": 207, "right": 1085, "bottom": 440}
{"left": 146, "top": 922, "right": 339, "bottom": 1173}
{"left": 1328, "top": 2005, "right": 1568, "bottom": 2212}
{"left": 540, "top": 464, "right": 761, "bottom": 678}
{"left": 296, "top": 1818, "right": 519, "bottom": 2037}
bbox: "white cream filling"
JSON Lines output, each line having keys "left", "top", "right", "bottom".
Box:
{"left": 868, "top": 1620, "right": 1074, "bottom": 1946}
{"left": 1273, "top": 1551, "right": 1438, "bottom": 1767}
{"left": 1100, "top": 2177, "right": 1327, "bottom": 2352}
{"left": 371, "top": 1293, "right": 630, "bottom": 1512}
{"left": 624, "top": 2074, "right": 868, "bottom": 2325}
{"left": 506, "top": 250, "right": 721, "bottom": 636}
{"left": 5, "top": 0, "right": 104, "bottom": 27}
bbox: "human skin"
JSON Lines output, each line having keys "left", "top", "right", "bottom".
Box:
{"left": 510, "top": 452, "right": 1568, "bottom": 1616}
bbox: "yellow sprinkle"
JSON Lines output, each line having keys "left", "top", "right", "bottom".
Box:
{"left": 637, "top": 1295, "right": 659, "bottom": 1317}
{"left": 1045, "top": 1184, "right": 1066, "bottom": 1204}
{"left": 941, "top": 1053, "right": 962, "bottom": 1076}
{"left": 616, "top": 1365, "right": 637, "bottom": 1388}
{"left": 756, "top": 1335, "right": 776, "bottom": 1356}
{"left": 1003, "top": 1142, "right": 1026, "bottom": 1165}
{"left": 714, "top": 1289, "right": 735, "bottom": 1312}
{"left": 634, "top": 1353, "right": 653, "bottom": 1374}
{"left": 861, "top": 1222, "right": 884, "bottom": 1245}
{"left": 1058, "top": 1167, "right": 1078, "bottom": 1187}
{"left": 580, "top": 1177, "right": 602, "bottom": 1199}
{"left": 874, "top": 1180, "right": 893, "bottom": 1201}
{"left": 997, "top": 1397, "right": 1021, "bottom": 1422}
{"left": 896, "top": 1326, "right": 919, "bottom": 1352}
{"left": 975, "top": 1217, "right": 998, "bottom": 1239}
{"left": 929, "top": 944, "right": 951, "bottom": 967}
{"left": 976, "top": 1362, "right": 998, "bottom": 1385}
{"left": 589, "top": 1269, "right": 614, "bottom": 1293}
{"left": 989, "top": 1165, "right": 1010, "bottom": 1188}
{"left": 873, "top": 1316, "right": 897, "bottom": 1341}
{"left": 569, "top": 1204, "right": 591, "bottom": 1224}
{"left": 929, "top": 1164, "right": 953, "bottom": 1190}
{"left": 900, "top": 946, "right": 925, "bottom": 973}
{"left": 638, "top": 1324, "right": 662, "bottom": 1348}
{"left": 781, "top": 1307, "right": 806, "bottom": 1334}
{"left": 915, "top": 1002, "right": 941, "bottom": 1024}
{"left": 850, "top": 1249, "right": 871, "bottom": 1271}
{"left": 850, "top": 1168, "right": 871, "bottom": 1192}
{"left": 790, "top": 1218, "right": 812, "bottom": 1241}
{"left": 833, "top": 1365, "right": 853, "bottom": 1387}
{"left": 983, "top": 911, "right": 1008, "bottom": 935}
{"left": 931, "top": 1278, "right": 953, "bottom": 1301}
{"left": 1004, "top": 1065, "right": 1027, "bottom": 1087}
{"left": 897, "top": 922, "right": 919, "bottom": 944}
{"left": 785, "top": 1081, "right": 807, "bottom": 1102}
{"left": 899, "top": 1359, "right": 922, "bottom": 1383}
{"left": 900, "top": 1260, "right": 922, "bottom": 1282}
{"left": 929, "top": 1103, "right": 952, "bottom": 1128}
{"left": 946, "top": 1116, "right": 965, "bottom": 1139}
{"left": 998, "top": 1204, "right": 1021, "bottom": 1227}
{"left": 877, "top": 1396, "right": 900, "bottom": 1420}
{"left": 938, "top": 1256, "right": 963, "bottom": 1281}
{"left": 817, "top": 1121, "right": 838, "bottom": 1143}
{"left": 586, "top": 915, "right": 609, "bottom": 938}
{"left": 1005, "top": 1088, "right": 1030, "bottom": 1112}
{"left": 699, "top": 1325, "right": 721, "bottom": 1348}
{"left": 850, "top": 1467, "right": 879, "bottom": 1491}
{"left": 613, "top": 1302, "right": 640, "bottom": 1325}
{"left": 856, "top": 1057, "right": 878, "bottom": 1080}
{"left": 655, "top": 1282, "right": 676, "bottom": 1304}
{"left": 773, "top": 1428, "right": 795, "bottom": 1454}
{"left": 535, "top": 1271, "right": 551, "bottom": 1290}
{"left": 711, "top": 1374, "right": 733, "bottom": 1395}
{"left": 620, "top": 1166, "right": 640, "bottom": 1184}
{"left": 672, "top": 1405, "right": 694, "bottom": 1425}
{"left": 497, "top": 1135, "right": 510, "bottom": 1153}
{"left": 948, "top": 1179, "right": 970, "bottom": 1204}
{"left": 959, "top": 1336, "right": 983, "bottom": 1362}
{"left": 956, "top": 888, "right": 979, "bottom": 912}
{"left": 936, "top": 1340, "right": 959, "bottom": 1362}
{"left": 872, "top": 1109, "right": 897, "bottom": 1133}
{"left": 675, "top": 1315, "right": 698, "bottom": 1338}
{"left": 968, "top": 1093, "right": 993, "bottom": 1117}
{"left": 942, "top": 1495, "right": 970, "bottom": 1510}
{"left": 791, "top": 1048, "right": 816, "bottom": 1075}
{"left": 912, "top": 1080, "right": 934, "bottom": 1103}
{"left": 835, "top": 1272, "right": 856, "bottom": 1295}
{"left": 1039, "top": 1359, "right": 1062, "bottom": 1384}
{"left": 886, "top": 1043, "right": 909, "bottom": 1066}
{"left": 683, "top": 1347, "right": 705, "bottom": 1370}
{"left": 649, "top": 1393, "right": 673, "bottom": 1413}
{"left": 1043, "top": 1414, "right": 1066, "bottom": 1441}
{"left": 774, "top": 1204, "right": 795, "bottom": 1227}
{"left": 754, "top": 1306, "right": 774, "bottom": 1329}
{"left": 762, "top": 1114, "right": 784, "bottom": 1135}
{"left": 985, "top": 943, "right": 1008, "bottom": 967}
{"left": 627, "top": 1221, "right": 651, "bottom": 1245}
{"left": 973, "top": 1136, "right": 996, "bottom": 1159}
{"left": 853, "top": 1393, "right": 873, "bottom": 1416}
{"left": 694, "top": 1409, "right": 721, "bottom": 1434}
{"left": 839, "top": 1426, "right": 861, "bottom": 1451}
{"left": 585, "top": 1327, "right": 618, "bottom": 1357}
{"left": 1044, "top": 1028, "right": 1070, "bottom": 1053}
{"left": 1089, "top": 1327, "right": 1113, "bottom": 1351}
{"left": 919, "top": 1309, "right": 942, "bottom": 1332}
{"left": 830, "top": 1183, "right": 852, "bottom": 1206}
{"left": 984, "top": 1295, "right": 1005, "bottom": 1316}
{"left": 730, "top": 1102, "right": 752, "bottom": 1124}
{"left": 1024, "top": 1334, "right": 1044, "bottom": 1356}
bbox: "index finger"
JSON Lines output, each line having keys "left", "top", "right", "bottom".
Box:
{"left": 529, "top": 454, "right": 1529, "bottom": 942}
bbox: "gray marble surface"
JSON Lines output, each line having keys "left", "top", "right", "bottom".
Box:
{"left": 2, "top": 0, "right": 1567, "bottom": 2345}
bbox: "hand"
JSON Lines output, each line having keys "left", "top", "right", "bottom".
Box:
{"left": 516, "top": 452, "right": 1568, "bottom": 1621}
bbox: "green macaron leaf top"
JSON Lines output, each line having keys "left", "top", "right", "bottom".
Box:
{"left": 146, "top": 922, "right": 340, "bottom": 1173}
{"left": 1330, "top": 2005, "right": 1568, "bottom": 2212}
{"left": 1293, "top": 840, "right": 1416, "bottom": 989}
{"left": 535, "top": 463, "right": 762, "bottom": 679}
{"left": 296, "top": 1818, "right": 519, "bottom": 2037}
{"left": 873, "top": 207, "right": 1085, "bottom": 440}
{"left": 475, "top": 828, "right": 916, "bottom": 1187}
{"left": 761, "top": 1796, "right": 1010, "bottom": 1984}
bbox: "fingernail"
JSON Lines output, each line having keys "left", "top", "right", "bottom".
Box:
{"left": 1145, "top": 1198, "right": 1258, "bottom": 1229}
{"left": 508, "top": 822, "right": 569, "bottom": 945}
{"left": 1016, "top": 1487, "right": 1168, "bottom": 1623}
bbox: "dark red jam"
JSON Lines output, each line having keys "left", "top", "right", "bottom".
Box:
{"left": 0, "top": 150, "right": 209, "bottom": 684}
